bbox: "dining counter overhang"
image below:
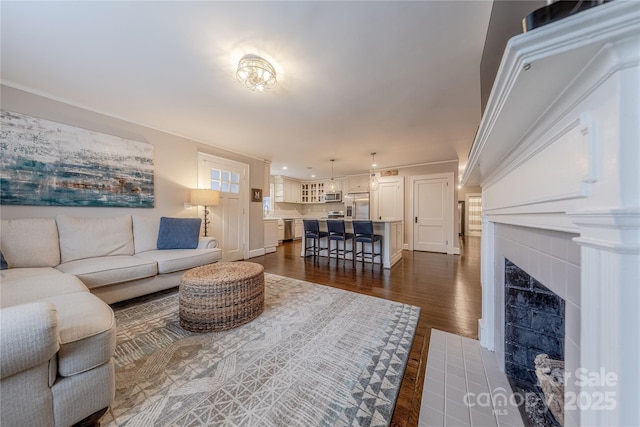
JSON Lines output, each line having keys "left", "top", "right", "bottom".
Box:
{"left": 300, "top": 219, "right": 403, "bottom": 269}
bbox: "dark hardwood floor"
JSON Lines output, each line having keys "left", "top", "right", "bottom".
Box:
{"left": 251, "top": 236, "right": 482, "bottom": 427}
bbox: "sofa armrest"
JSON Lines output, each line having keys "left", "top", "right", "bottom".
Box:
{"left": 198, "top": 237, "right": 219, "bottom": 249}
{"left": 0, "top": 302, "right": 59, "bottom": 380}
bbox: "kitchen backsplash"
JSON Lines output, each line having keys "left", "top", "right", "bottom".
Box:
{"left": 270, "top": 201, "right": 344, "bottom": 217}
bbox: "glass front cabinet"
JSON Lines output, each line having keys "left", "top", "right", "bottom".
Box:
{"left": 300, "top": 181, "right": 325, "bottom": 203}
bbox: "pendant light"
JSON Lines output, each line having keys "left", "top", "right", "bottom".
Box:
{"left": 370, "top": 152, "right": 379, "bottom": 191}
{"left": 329, "top": 159, "right": 336, "bottom": 192}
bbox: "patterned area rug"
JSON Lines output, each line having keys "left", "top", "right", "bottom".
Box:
{"left": 102, "top": 273, "right": 420, "bottom": 426}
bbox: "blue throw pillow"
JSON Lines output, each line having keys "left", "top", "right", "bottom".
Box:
{"left": 0, "top": 252, "right": 7, "bottom": 270}
{"left": 156, "top": 217, "right": 202, "bottom": 249}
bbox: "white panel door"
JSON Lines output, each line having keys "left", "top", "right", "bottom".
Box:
{"left": 199, "top": 153, "right": 248, "bottom": 262}
{"left": 412, "top": 174, "right": 452, "bottom": 253}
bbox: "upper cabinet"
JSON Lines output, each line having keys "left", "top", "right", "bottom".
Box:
{"left": 347, "top": 174, "right": 369, "bottom": 193}
{"left": 273, "top": 176, "right": 302, "bottom": 203}
{"left": 273, "top": 176, "right": 346, "bottom": 204}
{"left": 301, "top": 181, "right": 325, "bottom": 203}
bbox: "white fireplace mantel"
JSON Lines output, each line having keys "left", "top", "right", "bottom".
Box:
{"left": 462, "top": 2, "right": 639, "bottom": 426}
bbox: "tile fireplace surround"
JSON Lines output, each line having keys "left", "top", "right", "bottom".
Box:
{"left": 461, "top": 2, "right": 639, "bottom": 426}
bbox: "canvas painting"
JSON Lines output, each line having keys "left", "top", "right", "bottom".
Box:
{"left": 0, "top": 111, "right": 154, "bottom": 207}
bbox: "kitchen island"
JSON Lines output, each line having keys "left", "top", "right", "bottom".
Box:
{"left": 300, "top": 219, "right": 403, "bottom": 269}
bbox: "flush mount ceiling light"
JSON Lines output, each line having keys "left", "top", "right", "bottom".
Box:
{"left": 236, "top": 54, "right": 277, "bottom": 92}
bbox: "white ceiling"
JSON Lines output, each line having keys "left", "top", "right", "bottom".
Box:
{"left": 1, "top": 1, "right": 493, "bottom": 181}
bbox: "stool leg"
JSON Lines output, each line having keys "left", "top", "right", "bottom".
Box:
{"left": 354, "top": 238, "right": 358, "bottom": 268}
{"left": 364, "top": 242, "right": 368, "bottom": 267}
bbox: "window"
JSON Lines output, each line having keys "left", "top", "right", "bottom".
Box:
{"left": 262, "top": 183, "right": 274, "bottom": 215}
{"left": 209, "top": 168, "right": 240, "bottom": 193}
{"left": 467, "top": 195, "right": 482, "bottom": 236}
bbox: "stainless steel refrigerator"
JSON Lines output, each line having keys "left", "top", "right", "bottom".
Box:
{"left": 344, "top": 192, "right": 370, "bottom": 219}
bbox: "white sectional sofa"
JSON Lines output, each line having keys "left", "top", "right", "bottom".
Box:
{"left": 0, "top": 215, "right": 222, "bottom": 426}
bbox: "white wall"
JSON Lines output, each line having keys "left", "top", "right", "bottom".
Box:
{"left": 0, "top": 85, "right": 267, "bottom": 252}
{"left": 458, "top": 185, "right": 481, "bottom": 202}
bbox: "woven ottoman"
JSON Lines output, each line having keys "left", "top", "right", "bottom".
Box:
{"left": 179, "top": 261, "right": 265, "bottom": 333}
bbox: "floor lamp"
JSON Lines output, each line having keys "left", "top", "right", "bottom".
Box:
{"left": 190, "top": 189, "right": 220, "bottom": 237}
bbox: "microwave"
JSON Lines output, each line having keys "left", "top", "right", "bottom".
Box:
{"left": 324, "top": 191, "right": 342, "bottom": 202}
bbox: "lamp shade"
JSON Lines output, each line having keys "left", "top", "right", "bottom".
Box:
{"left": 190, "top": 189, "right": 219, "bottom": 206}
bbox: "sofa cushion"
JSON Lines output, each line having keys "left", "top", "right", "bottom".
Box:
{"left": 157, "top": 217, "right": 201, "bottom": 249}
{"left": 134, "top": 248, "right": 221, "bottom": 274}
{"left": 56, "top": 215, "right": 134, "bottom": 263}
{"left": 42, "top": 292, "right": 115, "bottom": 377}
{"left": 0, "top": 268, "right": 88, "bottom": 309}
{"left": 132, "top": 215, "right": 160, "bottom": 253}
{"left": 0, "top": 218, "right": 61, "bottom": 268}
{"left": 0, "top": 267, "right": 64, "bottom": 282}
{"left": 56, "top": 256, "right": 157, "bottom": 289}
{"left": 0, "top": 302, "right": 59, "bottom": 380}
{"left": 0, "top": 252, "right": 7, "bottom": 270}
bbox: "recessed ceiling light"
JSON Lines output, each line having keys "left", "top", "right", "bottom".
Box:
{"left": 282, "top": 166, "right": 288, "bottom": 170}
{"left": 311, "top": 174, "right": 316, "bottom": 178}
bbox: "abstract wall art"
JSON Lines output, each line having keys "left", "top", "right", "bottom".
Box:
{"left": 0, "top": 111, "right": 155, "bottom": 207}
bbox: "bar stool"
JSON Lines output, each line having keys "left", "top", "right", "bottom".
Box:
{"left": 352, "top": 220, "right": 383, "bottom": 268}
{"left": 327, "top": 220, "right": 355, "bottom": 264}
{"left": 303, "top": 219, "right": 328, "bottom": 258}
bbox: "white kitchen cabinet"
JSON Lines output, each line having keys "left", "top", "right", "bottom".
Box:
{"left": 294, "top": 219, "right": 303, "bottom": 239}
{"left": 288, "top": 180, "right": 301, "bottom": 203}
{"left": 277, "top": 219, "right": 284, "bottom": 242}
{"left": 263, "top": 219, "right": 278, "bottom": 253}
{"left": 373, "top": 177, "right": 404, "bottom": 221}
{"left": 300, "top": 181, "right": 326, "bottom": 203}
{"left": 273, "top": 176, "right": 302, "bottom": 203}
{"left": 347, "top": 174, "right": 369, "bottom": 193}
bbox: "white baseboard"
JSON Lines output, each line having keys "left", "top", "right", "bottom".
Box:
{"left": 403, "top": 242, "right": 460, "bottom": 254}
{"left": 248, "top": 248, "right": 265, "bottom": 258}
